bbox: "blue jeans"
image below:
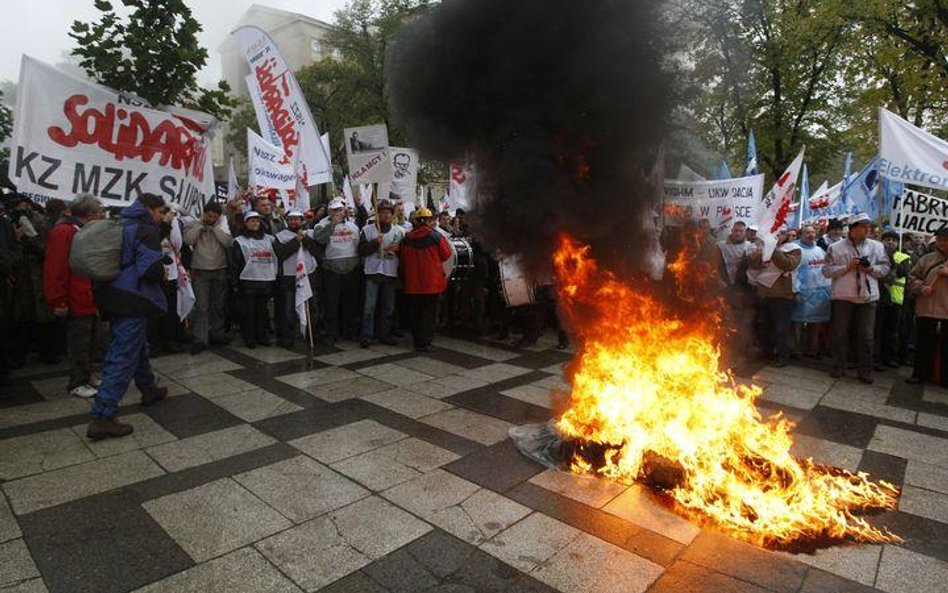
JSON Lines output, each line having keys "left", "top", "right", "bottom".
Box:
{"left": 92, "top": 316, "right": 156, "bottom": 419}
{"left": 362, "top": 276, "right": 396, "bottom": 339}
{"left": 762, "top": 297, "right": 795, "bottom": 363}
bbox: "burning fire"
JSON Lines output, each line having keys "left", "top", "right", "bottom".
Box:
{"left": 552, "top": 235, "right": 900, "bottom": 549}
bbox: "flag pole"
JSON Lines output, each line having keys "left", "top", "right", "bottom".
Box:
{"left": 305, "top": 299, "right": 315, "bottom": 355}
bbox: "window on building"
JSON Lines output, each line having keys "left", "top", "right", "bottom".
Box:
{"left": 310, "top": 38, "right": 322, "bottom": 55}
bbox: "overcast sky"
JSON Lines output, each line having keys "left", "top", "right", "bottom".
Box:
{"left": 0, "top": 0, "right": 349, "bottom": 85}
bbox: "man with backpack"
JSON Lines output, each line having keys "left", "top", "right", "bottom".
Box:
{"left": 88, "top": 194, "right": 172, "bottom": 440}
{"left": 44, "top": 194, "right": 105, "bottom": 399}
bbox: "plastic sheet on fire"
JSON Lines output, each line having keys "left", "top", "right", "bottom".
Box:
{"left": 509, "top": 422, "right": 568, "bottom": 469}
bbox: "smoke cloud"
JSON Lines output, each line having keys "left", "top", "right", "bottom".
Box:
{"left": 385, "top": 0, "right": 675, "bottom": 273}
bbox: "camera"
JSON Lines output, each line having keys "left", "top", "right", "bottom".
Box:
{"left": 859, "top": 257, "right": 871, "bottom": 267}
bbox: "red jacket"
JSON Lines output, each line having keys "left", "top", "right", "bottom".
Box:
{"left": 400, "top": 226, "right": 452, "bottom": 294}
{"left": 44, "top": 218, "right": 97, "bottom": 316}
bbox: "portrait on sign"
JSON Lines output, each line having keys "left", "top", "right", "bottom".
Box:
{"left": 344, "top": 124, "right": 393, "bottom": 184}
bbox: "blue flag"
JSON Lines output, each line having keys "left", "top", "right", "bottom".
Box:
{"left": 839, "top": 151, "right": 853, "bottom": 212}
{"left": 844, "top": 157, "right": 880, "bottom": 216}
{"left": 716, "top": 160, "right": 731, "bottom": 180}
{"left": 795, "top": 163, "right": 809, "bottom": 228}
{"left": 745, "top": 130, "right": 759, "bottom": 176}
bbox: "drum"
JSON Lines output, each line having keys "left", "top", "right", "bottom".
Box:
{"left": 450, "top": 238, "right": 475, "bottom": 280}
{"left": 499, "top": 256, "right": 536, "bottom": 307}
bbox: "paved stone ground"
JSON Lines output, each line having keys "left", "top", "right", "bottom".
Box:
{"left": 1, "top": 330, "right": 947, "bottom": 593}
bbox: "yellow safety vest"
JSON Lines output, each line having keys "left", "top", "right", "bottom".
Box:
{"left": 890, "top": 251, "right": 911, "bottom": 305}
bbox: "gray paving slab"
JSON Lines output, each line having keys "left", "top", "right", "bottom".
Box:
{"left": 458, "top": 363, "right": 533, "bottom": 384}
{"left": 330, "top": 437, "right": 460, "bottom": 491}
{"left": 898, "top": 485, "right": 948, "bottom": 524}
{"left": 0, "top": 495, "right": 20, "bottom": 543}
{"left": 289, "top": 419, "right": 407, "bottom": 464}
{"left": 904, "top": 460, "right": 948, "bottom": 495}
{"left": 916, "top": 412, "right": 948, "bottom": 432}
{"left": 759, "top": 383, "right": 827, "bottom": 410}
{"left": 328, "top": 495, "right": 432, "bottom": 559}
{"left": 254, "top": 515, "right": 372, "bottom": 592}
{"left": 432, "top": 337, "right": 521, "bottom": 362}
{"left": 530, "top": 531, "right": 664, "bottom": 593}
{"left": 418, "top": 408, "right": 514, "bottom": 445}
{"left": 277, "top": 367, "right": 362, "bottom": 391}
{"left": 0, "top": 539, "right": 40, "bottom": 588}
{"left": 179, "top": 371, "right": 258, "bottom": 399}
{"left": 361, "top": 387, "right": 454, "bottom": 418}
{"left": 781, "top": 544, "right": 882, "bottom": 587}
{"left": 649, "top": 560, "right": 771, "bottom": 593}
{"left": 314, "top": 348, "right": 389, "bottom": 366}
{"left": 143, "top": 478, "right": 292, "bottom": 562}
{"left": 130, "top": 547, "right": 302, "bottom": 593}
{"left": 790, "top": 434, "right": 865, "bottom": 472}
{"left": 0, "top": 579, "right": 49, "bottom": 593}
{"left": 423, "top": 488, "right": 531, "bottom": 546}
{"left": 875, "top": 545, "right": 948, "bottom": 593}
{"left": 500, "top": 384, "right": 555, "bottom": 409}
{"left": 209, "top": 388, "right": 303, "bottom": 422}
{"left": 149, "top": 351, "right": 243, "bottom": 379}
{"left": 681, "top": 531, "right": 807, "bottom": 593}
{"left": 145, "top": 424, "right": 277, "bottom": 472}
{"left": 381, "top": 469, "right": 481, "bottom": 518}
{"left": 71, "top": 413, "right": 177, "bottom": 458}
{"left": 602, "top": 484, "right": 700, "bottom": 545}
{"left": 869, "top": 425, "right": 948, "bottom": 468}
{"left": 228, "top": 345, "right": 306, "bottom": 363}
{"left": 410, "top": 374, "right": 491, "bottom": 399}
{"left": 303, "top": 376, "right": 395, "bottom": 402}
{"left": 479, "top": 512, "right": 581, "bottom": 573}
{"left": 529, "top": 469, "right": 627, "bottom": 509}
{"left": 0, "top": 427, "right": 94, "bottom": 481}
{"left": 3, "top": 450, "right": 165, "bottom": 515}
{"left": 233, "top": 455, "right": 368, "bottom": 524}
{"left": 357, "top": 362, "right": 435, "bottom": 387}
{"left": 0, "top": 398, "right": 90, "bottom": 430}
{"left": 394, "top": 356, "right": 468, "bottom": 378}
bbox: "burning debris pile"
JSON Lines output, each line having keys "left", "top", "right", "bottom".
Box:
{"left": 387, "top": 0, "right": 901, "bottom": 549}
{"left": 522, "top": 236, "right": 900, "bottom": 550}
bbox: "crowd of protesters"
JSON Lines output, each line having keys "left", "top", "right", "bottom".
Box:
{"left": 5, "top": 186, "right": 946, "bottom": 439}
{"left": 0, "top": 189, "right": 568, "bottom": 439}
{"left": 679, "top": 213, "right": 946, "bottom": 386}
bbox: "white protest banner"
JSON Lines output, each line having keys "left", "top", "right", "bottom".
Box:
{"left": 759, "top": 148, "right": 805, "bottom": 233}
{"left": 880, "top": 108, "right": 948, "bottom": 192}
{"left": 344, "top": 124, "right": 392, "bottom": 184}
{"left": 890, "top": 188, "right": 948, "bottom": 234}
{"left": 227, "top": 157, "right": 239, "bottom": 199}
{"left": 8, "top": 56, "right": 217, "bottom": 214}
{"left": 245, "top": 73, "right": 282, "bottom": 148}
{"left": 448, "top": 161, "right": 476, "bottom": 211}
{"left": 389, "top": 147, "right": 419, "bottom": 201}
{"left": 661, "top": 174, "right": 764, "bottom": 232}
{"left": 312, "top": 133, "right": 332, "bottom": 186}
{"left": 233, "top": 26, "right": 331, "bottom": 186}
{"left": 248, "top": 129, "right": 296, "bottom": 192}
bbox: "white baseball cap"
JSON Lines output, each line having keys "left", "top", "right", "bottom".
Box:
{"left": 244, "top": 211, "right": 262, "bottom": 220}
{"left": 328, "top": 198, "right": 346, "bottom": 210}
{"left": 848, "top": 212, "right": 872, "bottom": 225}
{"left": 286, "top": 210, "right": 305, "bottom": 218}
{"left": 748, "top": 224, "right": 760, "bottom": 232}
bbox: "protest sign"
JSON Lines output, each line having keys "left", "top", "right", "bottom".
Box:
{"left": 233, "top": 26, "right": 331, "bottom": 187}
{"left": 890, "top": 188, "right": 948, "bottom": 234}
{"left": 389, "top": 147, "right": 419, "bottom": 202}
{"left": 661, "top": 174, "right": 764, "bottom": 232}
{"left": 8, "top": 56, "right": 216, "bottom": 214}
{"left": 880, "top": 108, "right": 948, "bottom": 193}
{"left": 247, "top": 129, "right": 296, "bottom": 191}
{"left": 344, "top": 124, "right": 392, "bottom": 184}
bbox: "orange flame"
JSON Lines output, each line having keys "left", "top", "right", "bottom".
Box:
{"left": 553, "top": 234, "right": 900, "bottom": 549}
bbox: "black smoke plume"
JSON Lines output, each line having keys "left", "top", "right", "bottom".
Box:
{"left": 385, "top": 0, "right": 675, "bottom": 273}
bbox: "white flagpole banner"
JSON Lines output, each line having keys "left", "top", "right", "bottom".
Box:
{"left": 342, "top": 175, "right": 355, "bottom": 208}
{"left": 344, "top": 124, "right": 393, "bottom": 183}
{"left": 389, "top": 147, "right": 419, "bottom": 201}
{"left": 247, "top": 129, "right": 296, "bottom": 192}
{"left": 294, "top": 245, "right": 313, "bottom": 337}
{"left": 311, "top": 132, "right": 332, "bottom": 186}
{"left": 8, "top": 56, "right": 217, "bottom": 214}
{"left": 890, "top": 188, "right": 948, "bottom": 234}
{"left": 661, "top": 174, "right": 764, "bottom": 232}
{"left": 245, "top": 73, "right": 282, "bottom": 149}
{"left": 880, "top": 108, "right": 948, "bottom": 192}
{"left": 227, "top": 157, "right": 239, "bottom": 199}
{"left": 232, "top": 26, "right": 331, "bottom": 185}
{"left": 448, "top": 161, "right": 476, "bottom": 211}
{"left": 757, "top": 147, "right": 805, "bottom": 258}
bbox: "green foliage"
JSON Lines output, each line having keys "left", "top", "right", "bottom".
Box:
{"left": 69, "top": 0, "right": 236, "bottom": 119}
{"left": 0, "top": 91, "right": 12, "bottom": 162}
{"left": 678, "top": 0, "right": 948, "bottom": 185}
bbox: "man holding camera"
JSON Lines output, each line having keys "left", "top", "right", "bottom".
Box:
{"left": 822, "top": 213, "right": 891, "bottom": 383}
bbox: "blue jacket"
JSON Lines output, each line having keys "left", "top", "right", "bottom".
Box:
{"left": 94, "top": 199, "right": 167, "bottom": 318}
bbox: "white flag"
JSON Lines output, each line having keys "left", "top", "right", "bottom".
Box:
{"left": 757, "top": 148, "right": 805, "bottom": 258}
{"left": 247, "top": 129, "right": 296, "bottom": 193}
{"left": 342, "top": 175, "right": 355, "bottom": 208}
{"left": 168, "top": 219, "right": 195, "bottom": 320}
{"left": 233, "top": 26, "right": 331, "bottom": 185}
{"left": 449, "top": 161, "right": 476, "bottom": 211}
{"left": 360, "top": 183, "right": 374, "bottom": 213}
{"left": 294, "top": 245, "right": 313, "bottom": 337}
{"left": 227, "top": 157, "right": 239, "bottom": 199}
{"left": 879, "top": 108, "right": 948, "bottom": 192}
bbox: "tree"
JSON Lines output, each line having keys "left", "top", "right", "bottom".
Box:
{"left": 0, "top": 91, "right": 12, "bottom": 162}
{"left": 69, "top": 0, "right": 236, "bottom": 119}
